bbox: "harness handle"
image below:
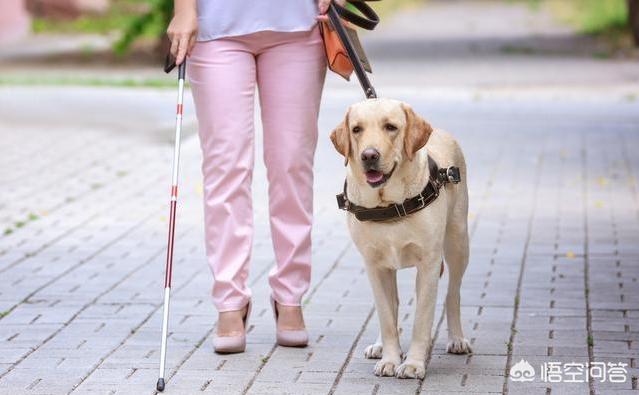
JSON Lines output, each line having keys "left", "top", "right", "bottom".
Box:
{"left": 327, "top": 2, "right": 378, "bottom": 99}
{"left": 332, "top": 0, "right": 380, "bottom": 31}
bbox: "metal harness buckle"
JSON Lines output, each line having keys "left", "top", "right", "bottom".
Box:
{"left": 416, "top": 193, "right": 426, "bottom": 209}
{"left": 337, "top": 193, "right": 350, "bottom": 211}
{"left": 446, "top": 167, "right": 461, "bottom": 184}
{"left": 394, "top": 202, "right": 408, "bottom": 217}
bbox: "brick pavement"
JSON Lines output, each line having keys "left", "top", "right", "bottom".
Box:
{"left": 2, "top": 0, "right": 639, "bottom": 393}
{"left": 1, "top": 86, "right": 637, "bottom": 395}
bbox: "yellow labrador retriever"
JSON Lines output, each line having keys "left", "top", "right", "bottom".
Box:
{"left": 330, "top": 98, "right": 471, "bottom": 379}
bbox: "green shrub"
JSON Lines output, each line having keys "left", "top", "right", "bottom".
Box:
{"left": 31, "top": 0, "right": 171, "bottom": 54}
{"left": 578, "top": 0, "right": 628, "bottom": 34}
{"left": 548, "top": 0, "right": 629, "bottom": 35}
{"left": 114, "top": 0, "right": 172, "bottom": 55}
{"left": 33, "top": 0, "right": 154, "bottom": 35}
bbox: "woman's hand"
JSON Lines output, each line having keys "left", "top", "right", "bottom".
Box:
{"left": 318, "top": 0, "right": 347, "bottom": 16}
{"left": 167, "top": 1, "right": 198, "bottom": 66}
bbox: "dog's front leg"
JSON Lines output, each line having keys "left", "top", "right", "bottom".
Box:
{"left": 396, "top": 260, "right": 440, "bottom": 379}
{"left": 365, "top": 264, "right": 402, "bottom": 377}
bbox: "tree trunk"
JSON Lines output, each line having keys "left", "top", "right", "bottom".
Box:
{"left": 630, "top": 0, "right": 639, "bottom": 46}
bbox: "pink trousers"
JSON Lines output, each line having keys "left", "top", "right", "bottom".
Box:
{"left": 188, "top": 27, "right": 326, "bottom": 312}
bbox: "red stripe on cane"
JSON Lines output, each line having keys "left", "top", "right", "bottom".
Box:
{"left": 177, "top": 104, "right": 183, "bottom": 115}
{"left": 164, "top": 200, "right": 177, "bottom": 288}
{"left": 171, "top": 185, "right": 178, "bottom": 198}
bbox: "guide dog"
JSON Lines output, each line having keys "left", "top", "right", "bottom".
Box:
{"left": 330, "top": 98, "right": 472, "bottom": 379}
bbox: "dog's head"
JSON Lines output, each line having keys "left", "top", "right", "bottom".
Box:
{"left": 330, "top": 98, "right": 433, "bottom": 188}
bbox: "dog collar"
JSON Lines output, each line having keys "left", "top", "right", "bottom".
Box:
{"left": 336, "top": 156, "right": 461, "bottom": 222}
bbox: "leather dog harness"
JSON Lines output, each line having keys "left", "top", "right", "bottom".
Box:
{"left": 336, "top": 157, "right": 461, "bottom": 222}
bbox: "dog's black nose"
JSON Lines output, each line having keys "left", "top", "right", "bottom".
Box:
{"left": 361, "top": 148, "right": 380, "bottom": 165}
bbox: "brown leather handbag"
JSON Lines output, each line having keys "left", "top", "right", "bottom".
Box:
{"left": 319, "top": 1, "right": 379, "bottom": 82}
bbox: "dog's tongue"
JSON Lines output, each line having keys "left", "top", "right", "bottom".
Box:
{"left": 366, "top": 170, "right": 384, "bottom": 183}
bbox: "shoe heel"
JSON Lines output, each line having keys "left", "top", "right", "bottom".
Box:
{"left": 270, "top": 296, "right": 308, "bottom": 348}
{"left": 214, "top": 301, "right": 252, "bottom": 354}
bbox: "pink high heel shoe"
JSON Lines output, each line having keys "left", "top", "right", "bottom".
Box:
{"left": 213, "top": 301, "right": 252, "bottom": 354}
{"left": 270, "top": 296, "right": 308, "bottom": 347}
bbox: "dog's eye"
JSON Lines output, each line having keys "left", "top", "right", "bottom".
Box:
{"left": 384, "top": 123, "right": 398, "bottom": 132}
{"left": 352, "top": 126, "right": 362, "bottom": 134}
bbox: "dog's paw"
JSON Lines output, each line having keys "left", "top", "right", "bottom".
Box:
{"left": 364, "top": 343, "right": 383, "bottom": 359}
{"left": 395, "top": 360, "right": 426, "bottom": 379}
{"left": 374, "top": 358, "right": 399, "bottom": 377}
{"left": 447, "top": 337, "right": 472, "bottom": 354}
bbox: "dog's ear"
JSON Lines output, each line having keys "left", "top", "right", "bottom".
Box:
{"left": 402, "top": 103, "right": 433, "bottom": 161}
{"left": 330, "top": 110, "right": 351, "bottom": 166}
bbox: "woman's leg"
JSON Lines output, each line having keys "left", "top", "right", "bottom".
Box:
{"left": 255, "top": 27, "right": 327, "bottom": 308}
{"left": 188, "top": 39, "right": 256, "bottom": 314}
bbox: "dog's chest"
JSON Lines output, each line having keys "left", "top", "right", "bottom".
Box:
{"left": 348, "top": 213, "right": 442, "bottom": 270}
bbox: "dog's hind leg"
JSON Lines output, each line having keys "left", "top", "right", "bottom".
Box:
{"left": 364, "top": 265, "right": 402, "bottom": 377}
{"left": 444, "top": 221, "right": 472, "bottom": 354}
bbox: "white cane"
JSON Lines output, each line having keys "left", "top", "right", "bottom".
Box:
{"left": 156, "top": 55, "right": 186, "bottom": 392}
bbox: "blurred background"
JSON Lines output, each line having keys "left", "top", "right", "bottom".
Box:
{"left": 0, "top": 0, "right": 638, "bottom": 83}
{"left": 0, "top": 1, "right": 638, "bottom": 394}
{"left": 1, "top": 0, "right": 638, "bottom": 145}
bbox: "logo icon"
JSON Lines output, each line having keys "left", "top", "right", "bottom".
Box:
{"left": 510, "top": 359, "right": 536, "bottom": 382}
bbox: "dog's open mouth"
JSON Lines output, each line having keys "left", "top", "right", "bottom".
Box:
{"left": 365, "top": 162, "right": 397, "bottom": 187}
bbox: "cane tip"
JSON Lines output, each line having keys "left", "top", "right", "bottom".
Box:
{"left": 156, "top": 378, "right": 165, "bottom": 392}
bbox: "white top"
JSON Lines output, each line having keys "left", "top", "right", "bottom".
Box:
{"left": 197, "top": 0, "right": 319, "bottom": 42}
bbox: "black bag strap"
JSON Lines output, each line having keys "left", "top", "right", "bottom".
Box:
{"left": 327, "top": 2, "right": 378, "bottom": 99}
{"left": 332, "top": 0, "right": 380, "bottom": 31}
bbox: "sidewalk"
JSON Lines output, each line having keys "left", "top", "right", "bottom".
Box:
{"left": 1, "top": 1, "right": 638, "bottom": 394}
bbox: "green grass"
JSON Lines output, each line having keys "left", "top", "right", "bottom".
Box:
{"left": 577, "top": 0, "right": 628, "bottom": 34}
{"left": 0, "top": 76, "right": 176, "bottom": 88}
{"left": 549, "top": 0, "right": 629, "bottom": 35}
